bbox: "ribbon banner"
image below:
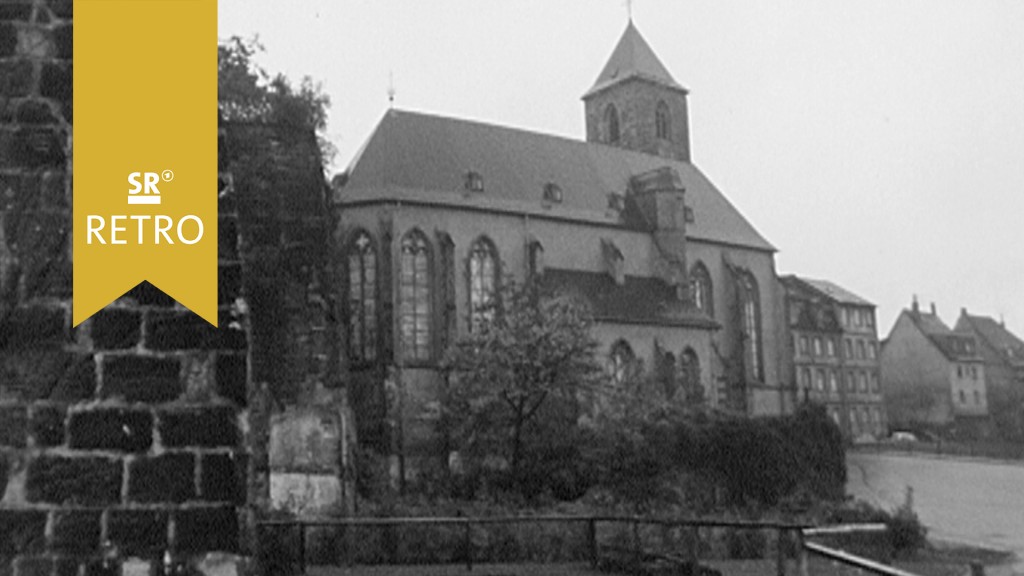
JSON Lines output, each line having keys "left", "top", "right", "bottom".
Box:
{"left": 74, "top": 0, "right": 217, "bottom": 326}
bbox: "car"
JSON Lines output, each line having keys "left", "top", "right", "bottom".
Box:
{"left": 889, "top": 431, "right": 918, "bottom": 443}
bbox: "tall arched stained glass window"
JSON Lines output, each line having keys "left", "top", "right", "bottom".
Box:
{"left": 468, "top": 237, "right": 499, "bottom": 332}
{"left": 738, "top": 272, "right": 763, "bottom": 381}
{"left": 690, "top": 262, "right": 713, "bottom": 316}
{"left": 400, "top": 230, "right": 432, "bottom": 361}
{"left": 346, "top": 231, "right": 376, "bottom": 362}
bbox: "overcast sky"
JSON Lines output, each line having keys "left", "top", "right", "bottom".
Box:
{"left": 219, "top": 0, "right": 1024, "bottom": 337}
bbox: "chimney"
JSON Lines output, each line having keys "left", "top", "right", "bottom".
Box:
{"left": 911, "top": 295, "right": 919, "bottom": 315}
{"left": 930, "top": 302, "right": 937, "bottom": 316}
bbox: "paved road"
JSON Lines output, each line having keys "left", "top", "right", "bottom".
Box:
{"left": 847, "top": 451, "right": 1024, "bottom": 573}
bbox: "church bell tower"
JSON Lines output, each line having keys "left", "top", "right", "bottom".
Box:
{"left": 583, "top": 21, "right": 691, "bottom": 162}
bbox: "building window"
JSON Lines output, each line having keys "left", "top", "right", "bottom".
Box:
{"left": 468, "top": 237, "right": 499, "bottom": 332}
{"left": 957, "top": 365, "right": 963, "bottom": 378}
{"left": 605, "top": 104, "right": 620, "bottom": 143}
{"left": 680, "top": 347, "right": 700, "bottom": 398}
{"left": 867, "top": 342, "right": 876, "bottom": 359}
{"left": 526, "top": 239, "right": 544, "bottom": 279}
{"left": 865, "top": 311, "right": 874, "bottom": 328}
{"left": 799, "top": 335, "right": 809, "bottom": 355}
{"left": 346, "top": 231, "right": 377, "bottom": 363}
{"left": 971, "top": 366, "right": 978, "bottom": 379}
{"left": 738, "top": 272, "right": 763, "bottom": 381}
{"left": 815, "top": 368, "right": 825, "bottom": 391}
{"left": 543, "top": 182, "right": 563, "bottom": 204}
{"left": 399, "top": 230, "right": 432, "bottom": 361}
{"left": 850, "top": 408, "right": 859, "bottom": 435}
{"left": 655, "top": 100, "right": 671, "bottom": 140}
{"left": 800, "top": 368, "right": 811, "bottom": 392}
{"left": 974, "top": 390, "right": 981, "bottom": 405}
{"left": 813, "top": 337, "right": 822, "bottom": 357}
{"left": 464, "top": 170, "right": 484, "bottom": 193}
{"left": 826, "top": 338, "right": 836, "bottom": 357}
{"left": 959, "top": 389, "right": 967, "bottom": 404}
{"left": 845, "top": 339, "right": 853, "bottom": 359}
{"left": 829, "top": 370, "right": 839, "bottom": 392}
{"left": 857, "top": 340, "right": 866, "bottom": 359}
{"left": 846, "top": 370, "right": 855, "bottom": 392}
{"left": 690, "top": 262, "right": 713, "bottom": 316}
{"left": 870, "top": 373, "right": 879, "bottom": 393}
{"left": 858, "top": 371, "right": 867, "bottom": 393}
{"left": 608, "top": 340, "right": 635, "bottom": 385}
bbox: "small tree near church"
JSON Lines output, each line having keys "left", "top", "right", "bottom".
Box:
{"left": 440, "top": 278, "right": 605, "bottom": 497}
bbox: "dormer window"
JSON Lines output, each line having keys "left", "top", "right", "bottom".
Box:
{"left": 543, "top": 182, "right": 563, "bottom": 204}
{"left": 464, "top": 170, "right": 484, "bottom": 193}
{"left": 607, "top": 193, "right": 625, "bottom": 212}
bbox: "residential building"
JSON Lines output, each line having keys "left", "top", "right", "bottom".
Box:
{"left": 955, "top": 310, "right": 1024, "bottom": 437}
{"left": 880, "top": 299, "right": 987, "bottom": 428}
{"left": 333, "top": 22, "right": 789, "bottom": 471}
{"left": 780, "top": 276, "right": 885, "bottom": 440}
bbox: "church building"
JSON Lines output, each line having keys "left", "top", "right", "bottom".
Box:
{"left": 333, "top": 22, "right": 789, "bottom": 463}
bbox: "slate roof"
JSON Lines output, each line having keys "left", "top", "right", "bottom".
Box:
{"left": 584, "top": 21, "right": 686, "bottom": 98}
{"left": 906, "top": 311, "right": 982, "bottom": 361}
{"left": 797, "top": 277, "right": 873, "bottom": 307}
{"left": 956, "top": 313, "right": 1024, "bottom": 366}
{"left": 340, "top": 109, "right": 774, "bottom": 252}
{"left": 542, "top": 268, "right": 718, "bottom": 329}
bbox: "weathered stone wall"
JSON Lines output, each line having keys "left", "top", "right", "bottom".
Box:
{"left": 0, "top": 2, "right": 342, "bottom": 573}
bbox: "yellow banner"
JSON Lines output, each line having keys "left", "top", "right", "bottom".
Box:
{"left": 74, "top": 0, "right": 217, "bottom": 326}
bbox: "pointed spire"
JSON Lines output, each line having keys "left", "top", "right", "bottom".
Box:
{"left": 584, "top": 21, "right": 685, "bottom": 98}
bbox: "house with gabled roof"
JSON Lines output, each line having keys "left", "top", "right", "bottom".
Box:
{"left": 880, "top": 298, "right": 988, "bottom": 428}
{"left": 332, "top": 21, "right": 788, "bottom": 474}
{"left": 955, "top": 310, "right": 1024, "bottom": 438}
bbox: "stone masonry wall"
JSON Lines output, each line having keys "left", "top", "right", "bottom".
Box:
{"left": 1, "top": 2, "right": 338, "bottom": 574}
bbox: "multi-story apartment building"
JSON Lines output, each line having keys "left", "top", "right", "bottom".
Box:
{"left": 781, "top": 276, "right": 885, "bottom": 440}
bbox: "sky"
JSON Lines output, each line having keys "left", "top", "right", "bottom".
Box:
{"left": 218, "top": 0, "right": 1024, "bottom": 337}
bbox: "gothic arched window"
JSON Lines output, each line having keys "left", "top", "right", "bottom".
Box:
{"left": 655, "top": 101, "right": 671, "bottom": 140}
{"left": 346, "top": 231, "right": 377, "bottom": 363}
{"left": 690, "top": 262, "right": 713, "bottom": 316}
{"left": 738, "top": 272, "right": 763, "bottom": 382}
{"left": 468, "top": 237, "right": 499, "bottom": 332}
{"left": 399, "top": 229, "right": 432, "bottom": 361}
{"left": 680, "top": 347, "right": 701, "bottom": 400}
{"left": 608, "top": 340, "right": 635, "bottom": 385}
{"left": 605, "top": 104, "right": 620, "bottom": 143}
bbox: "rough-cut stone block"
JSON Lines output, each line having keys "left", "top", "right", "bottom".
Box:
{"left": 107, "top": 509, "right": 168, "bottom": 555}
{"left": 0, "top": 24, "right": 15, "bottom": 57}
{"left": 51, "top": 509, "right": 101, "bottom": 553}
{"left": 39, "top": 62, "right": 71, "bottom": 101}
{"left": 146, "top": 312, "right": 245, "bottom": 351}
{"left": 26, "top": 455, "right": 122, "bottom": 505}
{"left": 13, "top": 557, "right": 52, "bottom": 576}
{"left": 0, "top": 350, "right": 95, "bottom": 402}
{"left": 91, "top": 309, "right": 141, "bottom": 349}
{"left": 269, "top": 408, "right": 340, "bottom": 473}
{"left": 53, "top": 24, "right": 71, "bottom": 59}
{"left": 12, "top": 127, "right": 66, "bottom": 167}
{"left": 215, "top": 354, "right": 246, "bottom": 406}
{"left": 219, "top": 264, "right": 242, "bottom": 304}
{"left": 0, "top": 510, "right": 47, "bottom": 554}
{"left": 0, "top": 61, "right": 34, "bottom": 97}
{"left": 29, "top": 404, "right": 65, "bottom": 447}
{"left": 54, "top": 557, "right": 80, "bottom": 576}
{"left": 270, "top": 473, "right": 342, "bottom": 518}
{"left": 0, "top": 406, "right": 27, "bottom": 448}
{"left": 128, "top": 453, "right": 195, "bottom": 503}
{"left": 69, "top": 408, "right": 152, "bottom": 452}
{"left": 83, "top": 559, "right": 118, "bottom": 576}
{"left": 0, "top": 5, "right": 32, "bottom": 21}
{"left": 101, "top": 355, "right": 181, "bottom": 403}
{"left": 201, "top": 453, "right": 245, "bottom": 504}
{"left": 0, "top": 306, "right": 66, "bottom": 350}
{"left": 16, "top": 101, "right": 58, "bottom": 125}
{"left": 175, "top": 507, "right": 239, "bottom": 553}
{"left": 159, "top": 407, "right": 238, "bottom": 448}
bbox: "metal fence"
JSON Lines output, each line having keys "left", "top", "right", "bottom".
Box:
{"left": 258, "top": 515, "right": 923, "bottom": 576}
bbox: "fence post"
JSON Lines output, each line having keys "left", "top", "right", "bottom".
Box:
{"left": 688, "top": 526, "right": 699, "bottom": 569}
{"left": 464, "top": 519, "right": 473, "bottom": 572}
{"left": 776, "top": 528, "right": 787, "bottom": 576}
{"left": 298, "top": 524, "right": 306, "bottom": 575}
{"left": 796, "top": 530, "right": 809, "bottom": 576}
{"left": 587, "top": 518, "right": 598, "bottom": 568}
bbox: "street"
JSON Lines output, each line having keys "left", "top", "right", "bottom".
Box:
{"left": 847, "top": 451, "right": 1024, "bottom": 573}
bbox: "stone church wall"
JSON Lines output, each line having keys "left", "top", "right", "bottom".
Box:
{"left": 0, "top": 3, "right": 341, "bottom": 572}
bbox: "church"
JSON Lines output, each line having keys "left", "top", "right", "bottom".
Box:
{"left": 333, "top": 21, "right": 789, "bottom": 461}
